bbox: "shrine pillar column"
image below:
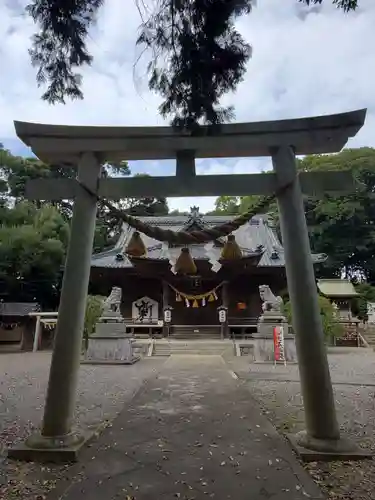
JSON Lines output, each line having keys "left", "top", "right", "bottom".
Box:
{"left": 221, "top": 281, "right": 229, "bottom": 338}
{"left": 271, "top": 146, "right": 341, "bottom": 449}
{"left": 32, "top": 315, "right": 42, "bottom": 352}
{"left": 36, "top": 153, "right": 101, "bottom": 444}
{"left": 162, "top": 281, "right": 171, "bottom": 337}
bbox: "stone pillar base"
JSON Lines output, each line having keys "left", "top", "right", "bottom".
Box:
{"left": 7, "top": 428, "right": 96, "bottom": 463}
{"left": 287, "top": 430, "right": 373, "bottom": 462}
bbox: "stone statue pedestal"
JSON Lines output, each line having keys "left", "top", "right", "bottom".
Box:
{"left": 257, "top": 313, "right": 288, "bottom": 336}
{"left": 253, "top": 313, "right": 297, "bottom": 363}
{"left": 84, "top": 311, "right": 139, "bottom": 365}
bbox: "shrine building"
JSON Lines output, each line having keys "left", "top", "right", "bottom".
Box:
{"left": 89, "top": 207, "right": 327, "bottom": 338}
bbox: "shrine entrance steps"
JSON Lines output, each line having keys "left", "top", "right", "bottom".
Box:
{"left": 153, "top": 339, "right": 234, "bottom": 357}
{"left": 169, "top": 325, "right": 222, "bottom": 339}
{"left": 362, "top": 327, "right": 375, "bottom": 349}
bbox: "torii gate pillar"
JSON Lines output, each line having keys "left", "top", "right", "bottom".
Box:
{"left": 8, "top": 153, "right": 102, "bottom": 461}
{"left": 41, "top": 152, "right": 102, "bottom": 440}
{"left": 272, "top": 146, "right": 369, "bottom": 459}
{"left": 272, "top": 146, "right": 344, "bottom": 453}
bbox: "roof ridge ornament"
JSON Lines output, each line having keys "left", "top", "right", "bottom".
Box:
{"left": 190, "top": 206, "right": 200, "bottom": 218}
{"left": 186, "top": 206, "right": 203, "bottom": 225}
{"left": 180, "top": 205, "right": 206, "bottom": 234}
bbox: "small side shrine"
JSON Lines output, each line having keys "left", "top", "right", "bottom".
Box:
{"left": 0, "top": 302, "right": 40, "bottom": 350}
{"left": 317, "top": 279, "right": 358, "bottom": 320}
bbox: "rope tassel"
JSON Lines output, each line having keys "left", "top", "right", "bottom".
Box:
{"left": 175, "top": 247, "right": 197, "bottom": 275}
{"left": 221, "top": 234, "right": 242, "bottom": 260}
{"left": 125, "top": 231, "right": 147, "bottom": 257}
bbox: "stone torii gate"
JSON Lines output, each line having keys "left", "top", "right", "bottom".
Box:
{"left": 8, "top": 109, "right": 369, "bottom": 462}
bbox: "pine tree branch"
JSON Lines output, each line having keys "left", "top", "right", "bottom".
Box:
{"left": 26, "top": 0, "right": 104, "bottom": 103}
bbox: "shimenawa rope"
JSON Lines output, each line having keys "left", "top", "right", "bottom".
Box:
{"left": 78, "top": 177, "right": 289, "bottom": 245}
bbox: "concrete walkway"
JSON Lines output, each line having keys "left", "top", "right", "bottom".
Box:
{"left": 49, "top": 356, "right": 323, "bottom": 499}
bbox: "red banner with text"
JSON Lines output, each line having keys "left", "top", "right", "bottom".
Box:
{"left": 273, "top": 326, "right": 286, "bottom": 364}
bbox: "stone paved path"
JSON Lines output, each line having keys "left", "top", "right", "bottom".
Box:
{"left": 49, "top": 355, "right": 324, "bottom": 500}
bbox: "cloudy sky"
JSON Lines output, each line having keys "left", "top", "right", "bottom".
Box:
{"left": 0, "top": 0, "right": 374, "bottom": 212}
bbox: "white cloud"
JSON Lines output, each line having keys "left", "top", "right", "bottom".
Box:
{"left": 0, "top": 0, "right": 374, "bottom": 212}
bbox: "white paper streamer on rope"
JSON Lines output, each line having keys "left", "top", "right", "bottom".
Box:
{"left": 161, "top": 242, "right": 178, "bottom": 274}
{"left": 204, "top": 242, "right": 222, "bottom": 273}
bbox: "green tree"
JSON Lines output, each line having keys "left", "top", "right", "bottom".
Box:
{"left": 169, "top": 209, "right": 189, "bottom": 216}
{"left": 210, "top": 196, "right": 240, "bottom": 215}
{"left": 352, "top": 283, "right": 375, "bottom": 321}
{"left": 0, "top": 202, "right": 69, "bottom": 308}
{"left": 211, "top": 147, "right": 375, "bottom": 281}
{"left": 284, "top": 295, "right": 343, "bottom": 341}
{"left": 0, "top": 145, "right": 171, "bottom": 306}
{"left": 300, "top": 148, "right": 375, "bottom": 281}
{"left": 25, "top": 1, "right": 358, "bottom": 128}
{"left": 0, "top": 144, "right": 169, "bottom": 253}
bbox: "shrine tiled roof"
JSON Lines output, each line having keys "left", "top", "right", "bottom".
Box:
{"left": 317, "top": 279, "right": 358, "bottom": 298}
{"left": 0, "top": 302, "right": 40, "bottom": 317}
{"left": 91, "top": 213, "right": 327, "bottom": 269}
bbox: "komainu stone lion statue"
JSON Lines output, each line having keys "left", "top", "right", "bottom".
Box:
{"left": 259, "top": 285, "right": 283, "bottom": 314}
{"left": 103, "top": 286, "right": 122, "bottom": 315}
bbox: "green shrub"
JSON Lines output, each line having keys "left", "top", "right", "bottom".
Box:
{"left": 83, "top": 295, "right": 105, "bottom": 350}
{"left": 352, "top": 283, "right": 375, "bottom": 321}
{"left": 283, "top": 295, "right": 343, "bottom": 341}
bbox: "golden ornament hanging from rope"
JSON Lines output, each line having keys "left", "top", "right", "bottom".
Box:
{"left": 221, "top": 234, "right": 242, "bottom": 260}
{"left": 125, "top": 231, "right": 147, "bottom": 257}
{"left": 175, "top": 247, "right": 197, "bottom": 275}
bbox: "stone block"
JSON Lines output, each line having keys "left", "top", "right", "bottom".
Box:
{"left": 256, "top": 321, "right": 289, "bottom": 337}
{"left": 85, "top": 337, "right": 136, "bottom": 364}
{"left": 238, "top": 344, "right": 255, "bottom": 359}
{"left": 93, "top": 321, "right": 128, "bottom": 337}
{"left": 252, "top": 334, "right": 297, "bottom": 363}
{"left": 257, "top": 313, "right": 287, "bottom": 330}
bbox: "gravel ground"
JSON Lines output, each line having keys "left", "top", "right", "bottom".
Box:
{"left": 1, "top": 350, "right": 375, "bottom": 499}
{"left": 236, "top": 350, "right": 375, "bottom": 500}
{"left": 0, "top": 352, "right": 164, "bottom": 499}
